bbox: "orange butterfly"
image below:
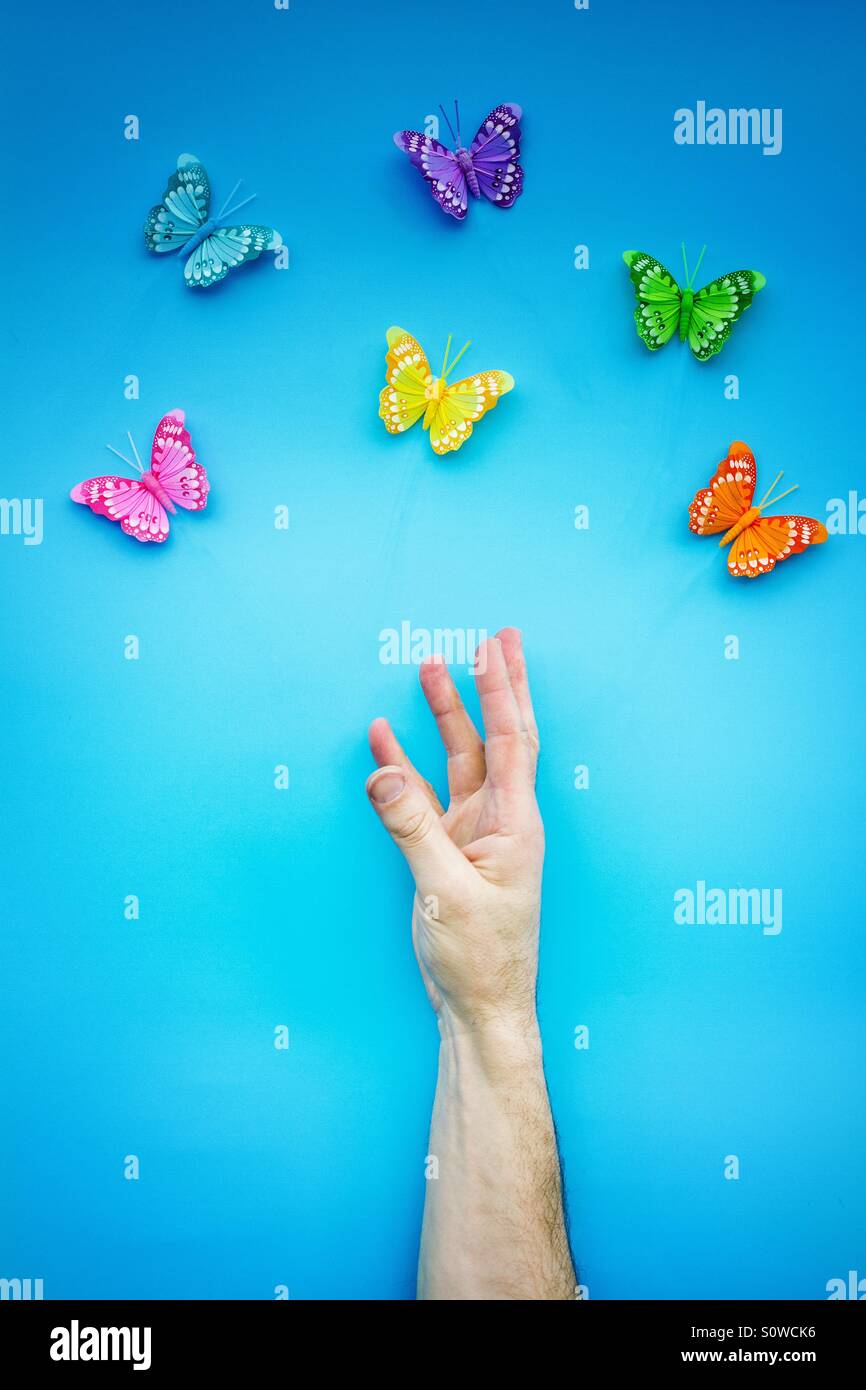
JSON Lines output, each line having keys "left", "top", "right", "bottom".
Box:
{"left": 689, "top": 442, "right": 828, "bottom": 579}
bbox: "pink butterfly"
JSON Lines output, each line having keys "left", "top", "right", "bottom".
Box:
{"left": 70, "top": 409, "right": 209, "bottom": 543}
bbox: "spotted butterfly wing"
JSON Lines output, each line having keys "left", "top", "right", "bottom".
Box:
{"left": 688, "top": 269, "right": 766, "bottom": 361}
{"left": 429, "top": 371, "right": 514, "bottom": 455}
{"left": 469, "top": 103, "right": 523, "bottom": 207}
{"left": 69, "top": 474, "right": 167, "bottom": 543}
{"left": 149, "top": 410, "right": 209, "bottom": 510}
{"left": 623, "top": 251, "right": 683, "bottom": 351}
{"left": 144, "top": 154, "right": 210, "bottom": 253}
{"left": 183, "top": 224, "right": 282, "bottom": 289}
{"left": 379, "top": 327, "right": 434, "bottom": 434}
{"left": 725, "top": 514, "right": 827, "bottom": 579}
{"left": 688, "top": 442, "right": 757, "bottom": 534}
{"left": 392, "top": 131, "right": 468, "bottom": 219}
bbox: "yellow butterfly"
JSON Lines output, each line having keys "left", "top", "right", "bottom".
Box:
{"left": 378, "top": 326, "right": 514, "bottom": 455}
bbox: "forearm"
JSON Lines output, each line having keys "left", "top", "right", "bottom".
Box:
{"left": 417, "top": 1015, "right": 577, "bottom": 1301}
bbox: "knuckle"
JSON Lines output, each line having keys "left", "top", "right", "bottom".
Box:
{"left": 395, "top": 806, "right": 433, "bottom": 848}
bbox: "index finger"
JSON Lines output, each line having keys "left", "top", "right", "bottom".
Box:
{"left": 419, "top": 655, "right": 486, "bottom": 801}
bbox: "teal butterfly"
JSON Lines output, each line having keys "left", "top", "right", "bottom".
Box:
{"left": 623, "top": 245, "right": 765, "bottom": 360}
{"left": 144, "top": 153, "right": 282, "bottom": 290}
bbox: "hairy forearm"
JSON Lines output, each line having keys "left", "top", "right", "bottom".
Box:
{"left": 417, "top": 1016, "right": 577, "bottom": 1301}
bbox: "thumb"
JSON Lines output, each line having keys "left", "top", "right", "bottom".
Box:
{"left": 366, "top": 765, "right": 465, "bottom": 894}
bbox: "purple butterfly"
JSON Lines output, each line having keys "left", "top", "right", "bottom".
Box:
{"left": 393, "top": 101, "right": 523, "bottom": 221}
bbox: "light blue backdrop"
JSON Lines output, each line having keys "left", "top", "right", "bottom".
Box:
{"left": 1, "top": 0, "right": 864, "bottom": 1300}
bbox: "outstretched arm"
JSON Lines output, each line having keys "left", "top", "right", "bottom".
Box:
{"left": 366, "top": 630, "right": 576, "bottom": 1300}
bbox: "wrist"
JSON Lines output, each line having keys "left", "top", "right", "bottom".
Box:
{"left": 437, "top": 1006, "right": 543, "bottom": 1083}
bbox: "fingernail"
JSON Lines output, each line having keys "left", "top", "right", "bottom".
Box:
{"left": 367, "top": 770, "right": 406, "bottom": 805}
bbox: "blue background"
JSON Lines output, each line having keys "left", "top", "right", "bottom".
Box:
{"left": 1, "top": 0, "right": 864, "bottom": 1300}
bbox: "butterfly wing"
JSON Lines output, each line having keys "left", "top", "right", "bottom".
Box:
{"left": 392, "top": 131, "right": 468, "bottom": 220}
{"left": 70, "top": 476, "right": 170, "bottom": 543}
{"left": 393, "top": 129, "right": 436, "bottom": 172}
{"left": 121, "top": 490, "right": 172, "bottom": 543}
{"left": 144, "top": 153, "right": 210, "bottom": 253}
{"left": 688, "top": 442, "right": 757, "bottom": 535}
{"left": 183, "top": 224, "right": 282, "bottom": 289}
{"left": 726, "top": 514, "right": 828, "bottom": 578}
{"left": 150, "top": 409, "right": 209, "bottom": 510}
{"left": 623, "top": 251, "right": 683, "bottom": 351}
{"left": 469, "top": 103, "right": 523, "bottom": 207}
{"left": 379, "top": 327, "right": 433, "bottom": 435}
{"left": 688, "top": 269, "right": 766, "bottom": 361}
{"left": 428, "top": 371, "right": 515, "bottom": 456}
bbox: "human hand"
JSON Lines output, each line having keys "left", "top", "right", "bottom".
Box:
{"left": 366, "top": 628, "right": 544, "bottom": 1042}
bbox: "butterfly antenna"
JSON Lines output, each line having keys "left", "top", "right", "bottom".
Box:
{"left": 681, "top": 242, "right": 690, "bottom": 286}
{"left": 439, "top": 102, "right": 458, "bottom": 144}
{"left": 756, "top": 470, "right": 785, "bottom": 509}
{"left": 127, "top": 431, "right": 145, "bottom": 474}
{"left": 220, "top": 192, "right": 257, "bottom": 221}
{"left": 440, "top": 334, "right": 453, "bottom": 379}
{"left": 455, "top": 99, "right": 461, "bottom": 145}
{"left": 444, "top": 338, "right": 472, "bottom": 380}
{"left": 690, "top": 244, "right": 708, "bottom": 288}
{"left": 763, "top": 482, "right": 800, "bottom": 511}
{"left": 106, "top": 442, "right": 141, "bottom": 474}
{"left": 217, "top": 179, "right": 243, "bottom": 220}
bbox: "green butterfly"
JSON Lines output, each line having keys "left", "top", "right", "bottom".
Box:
{"left": 623, "top": 245, "right": 765, "bottom": 361}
